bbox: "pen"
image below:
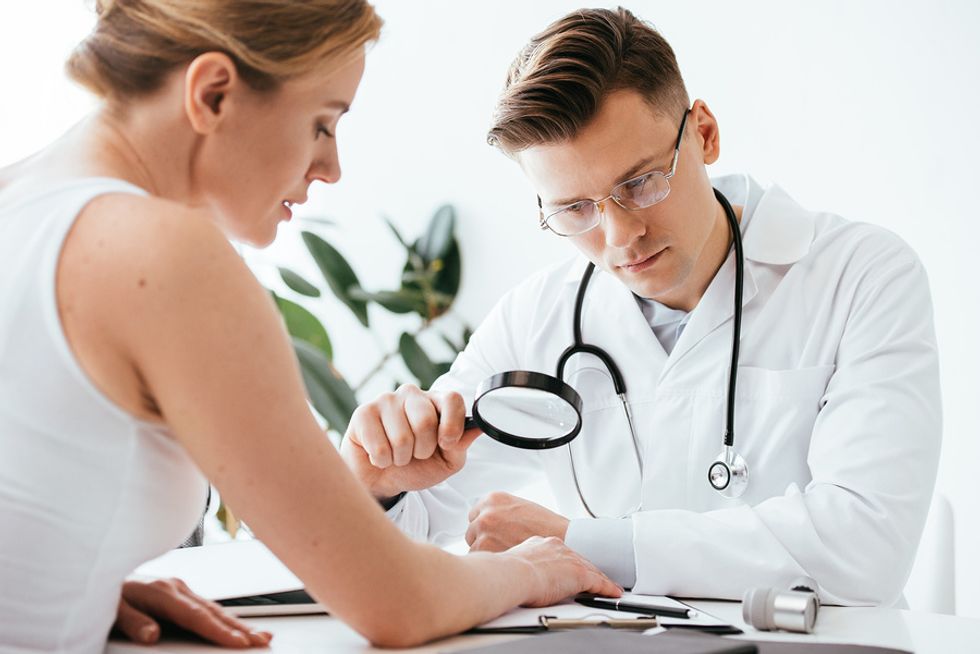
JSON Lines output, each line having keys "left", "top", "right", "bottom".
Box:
{"left": 575, "top": 595, "right": 693, "bottom": 619}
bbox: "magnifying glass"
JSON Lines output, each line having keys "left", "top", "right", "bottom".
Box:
{"left": 462, "top": 370, "right": 583, "bottom": 449}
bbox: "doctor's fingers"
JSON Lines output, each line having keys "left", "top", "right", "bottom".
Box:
{"left": 402, "top": 391, "right": 441, "bottom": 460}
{"left": 465, "top": 525, "right": 509, "bottom": 552}
{"left": 347, "top": 403, "right": 394, "bottom": 468}
{"left": 428, "top": 390, "right": 467, "bottom": 448}
{"left": 377, "top": 395, "right": 417, "bottom": 467}
{"left": 468, "top": 491, "right": 517, "bottom": 522}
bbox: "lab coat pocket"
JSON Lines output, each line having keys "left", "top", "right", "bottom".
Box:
{"left": 733, "top": 365, "right": 835, "bottom": 495}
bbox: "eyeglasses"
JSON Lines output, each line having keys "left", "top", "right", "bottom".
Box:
{"left": 537, "top": 110, "right": 690, "bottom": 237}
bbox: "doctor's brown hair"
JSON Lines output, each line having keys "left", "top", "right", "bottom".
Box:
{"left": 66, "top": 0, "right": 382, "bottom": 100}
{"left": 487, "top": 7, "right": 689, "bottom": 155}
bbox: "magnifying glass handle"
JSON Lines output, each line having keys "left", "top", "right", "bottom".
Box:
{"left": 463, "top": 416, "right": 478, "bottom": 431}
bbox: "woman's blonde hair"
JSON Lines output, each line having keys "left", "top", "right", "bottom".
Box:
{"left": 487, "top": 7, "right": 688, "bottom": 155}
{"left": 66, "top": 0, "right": 382, "bottom": 99}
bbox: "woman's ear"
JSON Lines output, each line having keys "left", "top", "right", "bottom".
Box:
{"left": 690, "top": 99, "right": 721, "bottom": 165}
{"left": 183, "top": 52, "right": 238, "bottom": 134}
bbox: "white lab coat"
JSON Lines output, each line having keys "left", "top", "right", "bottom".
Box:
{"left": 390, "top": 174, "right": 941, "bottom": 606}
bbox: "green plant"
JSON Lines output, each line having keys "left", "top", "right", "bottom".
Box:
{"left": 214, "top": 205, "right": 472, "bottom": 538}
{"left": 274, "top": 203, "right": 473, "bottom": 436}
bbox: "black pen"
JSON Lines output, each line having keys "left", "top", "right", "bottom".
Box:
{"left": 575, "top": 595, "right": 692, "bottom": 619}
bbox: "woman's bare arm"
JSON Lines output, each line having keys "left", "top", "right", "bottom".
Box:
{"left": 59, "top": 194, "right": 619, "bottom": 647}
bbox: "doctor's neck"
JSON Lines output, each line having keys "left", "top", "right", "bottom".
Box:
{"left": 635, "top": 200, "right": 743, "bottom": 313}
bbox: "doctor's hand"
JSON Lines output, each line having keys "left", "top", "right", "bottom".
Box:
{"left": 467, "top": 492, "right": 570, "bottom": 552}
{"left": 340, "top": 384, "right": 482, "bottom": 500}
{"left": 113, "top": 578, "right": 272, "bottom": 647}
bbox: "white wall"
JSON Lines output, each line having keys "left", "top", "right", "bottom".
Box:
{"left": 3, "top": 0, "right": 978, "bottom": 615}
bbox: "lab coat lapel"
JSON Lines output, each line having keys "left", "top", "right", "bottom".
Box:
{"left": 579, "top": 266, "right": 668, "bottom": 382}
{"left": 661, "top": 251, "right": 758, "bottom": 379}
{"left": 660, "top": 178, "right": 814, "bottom": 378}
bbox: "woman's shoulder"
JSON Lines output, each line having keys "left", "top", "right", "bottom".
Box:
{"left": 75, "top": 188, "right": 235, "bottom": 270}
{"left": 62, "top": 186, "right": 253, "bottom": 331}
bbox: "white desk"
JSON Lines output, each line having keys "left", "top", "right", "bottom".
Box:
{"left": 107, "top": 599, "right": 980, "bottom": 653}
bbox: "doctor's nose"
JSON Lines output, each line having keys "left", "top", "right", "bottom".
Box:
{"left": 600, "top": 200, "right": 646, "bottom": 248}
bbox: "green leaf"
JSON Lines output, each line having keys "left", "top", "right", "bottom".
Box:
{"left": 292, "top": 338, "right": 358, "bottom": 434}
{"left": 428, "top": 239, "right": 462, "bottom": 318}
{"left": 273, "top": 293, "right": 332, "bottom": 360}
{"left": 416, "top": 204, "right": 456, "bottom": 264}
{"left": 398, "top": 332, "right": 443, "bottom": 390}
{"left": 278, "top": 267, "right": 321, "bottom": 297}
{"left": 301, "top": 231, "right": 370, "bottom": 327}
{"left": 349, "top": 287, "right": 427, "bottom": 315}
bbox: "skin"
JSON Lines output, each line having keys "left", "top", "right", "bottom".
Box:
{"left": 344, "top": 90, "right": 743, "bottom": 554}
{"left": 0, "top": 50, "right": 620, "bottom": 648}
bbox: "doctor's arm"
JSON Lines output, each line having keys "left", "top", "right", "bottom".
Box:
{"left": 626, "top": 249, "right": 941, "bottom": 605}
{"left": 342, "top": 288, "right": 549, "bottom": 545}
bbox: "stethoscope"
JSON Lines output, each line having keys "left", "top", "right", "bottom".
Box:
{"left": 558, "top": 187, "right": 748, "bottom": 517}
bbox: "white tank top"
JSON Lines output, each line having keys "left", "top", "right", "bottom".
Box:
{"left": 0, "top": 177, "right": 208, "bottom": 653}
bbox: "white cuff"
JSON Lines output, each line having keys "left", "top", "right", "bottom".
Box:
{"left": 565, "top": 517, "right": 636, "bottom": 588}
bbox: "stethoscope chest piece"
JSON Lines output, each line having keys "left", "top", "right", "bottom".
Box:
{"left": 708, "top": 446, "right": 748, "bottom": 498}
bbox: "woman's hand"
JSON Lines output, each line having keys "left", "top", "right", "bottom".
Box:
{"left": 503, "top": 536, "right": 623, "bottom": 607}
{"left": 114, "top": 578, "right": 272, "bottom": 648}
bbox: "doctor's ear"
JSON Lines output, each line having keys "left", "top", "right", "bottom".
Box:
{"left": 689, "top": 100, "right": 721, "bottom": 166}
{"left": 183, "top": 52, "right": 240, "bottom": 135}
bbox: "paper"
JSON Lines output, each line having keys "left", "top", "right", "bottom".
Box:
{"left": 131, "top": 540, "right": 303, "bottom": 601}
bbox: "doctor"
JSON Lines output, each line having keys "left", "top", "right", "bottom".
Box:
{"left": 340, "top": 7, "right": 941, "bottom": 605}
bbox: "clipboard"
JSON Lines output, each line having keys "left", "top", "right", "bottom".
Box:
{"left": 470, "top": 614, "right": 660, "bottom": 634}
{"left": 469, "top": 597, "right": 742, "bottom": 635}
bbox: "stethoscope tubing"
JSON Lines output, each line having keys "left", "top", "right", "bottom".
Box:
{"left": 562, "top": 187, "right": 745, "bottom": 514}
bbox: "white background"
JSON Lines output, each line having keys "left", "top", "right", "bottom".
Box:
{"left": 2, "top": 1, "right": 978, "bottom": 615}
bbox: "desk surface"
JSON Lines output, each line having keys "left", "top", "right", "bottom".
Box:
{"left": 106, "top": 599, "right": 980, "bottom": 653}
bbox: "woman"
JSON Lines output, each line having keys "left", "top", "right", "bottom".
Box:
{"left": 0, "top": 1, "right": 620, "bottom": 651}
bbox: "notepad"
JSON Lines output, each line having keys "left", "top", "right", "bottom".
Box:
{"left": 132, "top": 540, "right": 324, "bottom": 616}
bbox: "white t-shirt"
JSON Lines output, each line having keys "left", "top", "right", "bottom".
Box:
{"left": 0, "top": 178, "right": 207, "bottom": 653}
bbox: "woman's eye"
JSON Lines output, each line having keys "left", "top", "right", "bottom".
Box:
{"left": 316, "top": 124, "right": 334, "bottom": 139}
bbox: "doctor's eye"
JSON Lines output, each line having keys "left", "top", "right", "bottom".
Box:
{"left": 623, "top": 174, "right": 651, "bottom": 192}
{"left": 315, "top": 123, "right": 334, "bottom": 139}
{"left": 564, "top": 201, "right": 591, "bottom": 215}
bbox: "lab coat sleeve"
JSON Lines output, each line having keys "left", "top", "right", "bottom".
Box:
{"left": 387, "top": 286, "right": 548, "bottom": 546}
{"left": 566, "top": 517, "right": 636, "bottom": 587}
{"left": 631, "top": 244, "right": 941, "bottom": 606}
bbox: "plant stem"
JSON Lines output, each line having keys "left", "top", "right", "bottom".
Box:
{"left": 353, "top": 322, "right": 432, "bottom": 392}
{"left": 354, "top": 348, "right": 400, "bottom": 392}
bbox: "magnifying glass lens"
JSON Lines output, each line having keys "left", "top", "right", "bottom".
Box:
{"left": 468, "top": 370, "right": 584, "bottom": 450}
{"left": 476, "top": 386, "right": 578, "bottom": 441}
